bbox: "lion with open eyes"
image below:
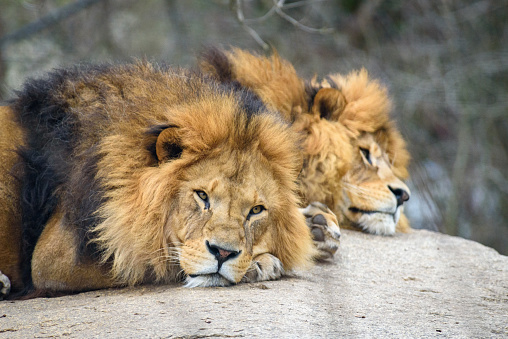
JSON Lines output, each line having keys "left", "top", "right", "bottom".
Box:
{"left": 200, "top": 48, "right": 411, "bottom": 236}
{"left": 0, "top": 61, "right": 315, "bottom": 299}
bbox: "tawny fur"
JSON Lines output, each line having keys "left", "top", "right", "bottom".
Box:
{"left": 200, "top": 48, "right": 411, "bottom": 235}
{"left": 0, "top": 61, "right": 316, "bottom": 298}
{"left": 0, "top": 107, "right": 24, "bottom": 293}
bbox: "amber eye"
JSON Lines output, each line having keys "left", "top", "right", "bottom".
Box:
{"left": 195, "top": 190, "right": 210, "bottom": 209}
{"left": 249, "top": 205, "right": 266, "bottom": 217}
{"left": 360, "top": 147, "right": 372, "bottom": 165}
{"left": 196, "top": 190, "right": 208, "bottom": 201}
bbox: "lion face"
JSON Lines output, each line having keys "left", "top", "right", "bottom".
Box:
{"left": 167, "top": 150, "right": 282, "bottom": 287}
{"left": 307, "top": 71, "right": 411, "bottom": 235}
{"left": 96, "top": 88, "right": 314, "bottom": 287}
{"left": 294, "top": 77, "right": 411, "bottom": 235}
{"left": 339, "top": 134, "right": 410, "bottom": 235}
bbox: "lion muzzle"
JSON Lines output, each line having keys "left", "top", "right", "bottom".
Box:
{"left": 388, "top": 185, "right": 411, "bottom": 207}
{"left": 205, "top": 240, "right": 241, "bottom": 271}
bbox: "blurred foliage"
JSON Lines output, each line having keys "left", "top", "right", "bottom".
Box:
{"left": 0, "top": 0, "right": 507, "bottom": 255}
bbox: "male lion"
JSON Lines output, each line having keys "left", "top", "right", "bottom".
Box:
{"left": 0, "top": 61, "right": 317, "bottom": 299}
{"left": 200, "top": 48, "right": 411, "bottom": 236}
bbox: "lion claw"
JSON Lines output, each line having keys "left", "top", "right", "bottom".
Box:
{"left": 242, "top": 253, "right": 284, "bottom": 283}
{"left": 300, "top": 202, "right": 341, "bottom": 261}
{"left": 0, "top": 270, "right": 11, "bottom": 300}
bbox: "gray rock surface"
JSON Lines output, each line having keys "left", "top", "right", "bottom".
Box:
{"left": 1, "top": 229, "right": 506, "bottom": 338}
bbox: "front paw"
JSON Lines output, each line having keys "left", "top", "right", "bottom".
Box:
{"left": 242, "top": 253, "right": 284, "bottom": 283}
{"left": 0, "top": 270, "right": 11, "bottom": 300}
{"left": 300, "top": 202, "right": 341, "bottom": 261}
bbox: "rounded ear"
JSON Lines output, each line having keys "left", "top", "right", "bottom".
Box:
{"left": 154, "top": 126, "right": 183, "bottom": 163}
{"left": 311, "top": 88, "right": 347, "bottom": 121}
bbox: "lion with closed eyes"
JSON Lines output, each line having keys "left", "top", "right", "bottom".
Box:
{"left": 0, "top": 61, "right": 316, "bottom": 299}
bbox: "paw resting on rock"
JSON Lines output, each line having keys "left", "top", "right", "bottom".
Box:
{"left": 242, "top": 253, "right": 285, "bottom": 283}
{"left": 300, "top": 202, "right": 341, "bottom": 260}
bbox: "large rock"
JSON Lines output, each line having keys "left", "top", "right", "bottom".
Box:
{"left": 0, "top": 230, "right": 506, "bottom": 338}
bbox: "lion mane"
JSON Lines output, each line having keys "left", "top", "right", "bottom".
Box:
{"left": 0, "top": 61, "right": 315, "bottom": 298}
{"left": 200, "top": 47, "right": 411, "bottom": 235}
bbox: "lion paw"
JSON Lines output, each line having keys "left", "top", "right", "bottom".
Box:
{"left": 242, "top": 253, "right": 284, "bottom": 283}
{"left": 0, "top": 270, "right": 11, "bottom": 300}
{"left": 300, "top": 202, "right": 341, "bottom": 261}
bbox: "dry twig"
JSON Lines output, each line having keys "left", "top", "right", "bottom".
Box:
{"left": 232, "top": 0, "right": 334, "bottom": 50}
{"left": 0, "top": 0, "right": 103, "bottom": 48}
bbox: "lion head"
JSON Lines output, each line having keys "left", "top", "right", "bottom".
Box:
{"left": 136, "top": 113, "right": 314, "bottom": 287}
{"left": 199, "top": 48, "right": 411, "bottom": 235}
{"left": 305, "top": 71, "right": 411, "bottom": 234}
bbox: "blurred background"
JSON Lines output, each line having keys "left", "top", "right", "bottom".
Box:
{"left": 0, "top": 0, "right": 506, "bottom": 255}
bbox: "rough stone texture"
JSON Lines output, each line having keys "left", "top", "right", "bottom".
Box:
{"left": 0, "top": 230, "right": 506, "bottom": 338}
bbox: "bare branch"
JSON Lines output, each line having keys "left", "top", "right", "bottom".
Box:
{"left": 234, "top": 0, "right": 270, "bottom": 50}
{"left": 0, "top": 0, "right": 103, "bottom": 48}
{"left": 243, "top": 0, "right": 332, "bottom": 24}
{"left": 281, "top": 0, "right": 330, "bottom": 10}
{"left": 273, "top": 0, "right": 334, "bottom": 34}
{"left": 232, "top": 0, "right": 333, "bottom": 48}
{"left": 241, "top": 24, "right": 270, "bottom": 50}
{"left": 235, "top": 0, "right": 245, "bottom": 21}
{"left": 243, "top": 5, "right": 278, "bottom": 24}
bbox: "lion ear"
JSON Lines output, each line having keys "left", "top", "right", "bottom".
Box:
{"left": 147, "top": 124, "right": 183, "bottom": 163}
{"left": 311, "top": 88, "right": 347, "bottom": 121}
{"left": 156, "top": 127, "right": 183, "bottom": 162}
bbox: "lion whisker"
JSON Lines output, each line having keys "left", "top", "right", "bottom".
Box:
{"left": 150, "top": 248, "right": 168, "bottom": 255}
{"left": 162, "top": 259, "right": 181, "bottom": 265}
{"left": 343, "top": 182, "right": 372, "bottom": 195}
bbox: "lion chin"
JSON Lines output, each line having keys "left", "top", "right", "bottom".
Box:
{"left": 343, "top": 205, "right": 404, "bottom": 236}
{"left": 184, "top": 274, "right": 232, "bottom": 288}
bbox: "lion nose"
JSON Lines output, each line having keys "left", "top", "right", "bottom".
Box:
{"left": 388, "top": 186, "right": 410, "bottom": 207}
{"left": 206, "top": 241, "right": 241, "bottom": 268}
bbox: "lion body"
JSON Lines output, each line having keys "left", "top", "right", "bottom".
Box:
{"left": 200, "top": 48, "right": 411, "bottom": 235}
{"left": 0, "top": 62, "right": 314, "bottom": 298}
{"left": 0, "top": 106, "right": 24, "bottom": 293}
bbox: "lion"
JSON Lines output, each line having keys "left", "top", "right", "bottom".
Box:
{"left": 200, "top": 47, "right": 411, "bottom": 236}
{"left": 0, "top": 61, "right": 319, "bottom": 299}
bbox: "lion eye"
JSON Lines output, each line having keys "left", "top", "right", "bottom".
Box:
{"left": 360, "top": 147, "right": 372, "bottom": 165}
{"left": 196, "top": 190, "right": 208, "bottom": 201}
{"left": 195, "top": 190, "right": 210, "bottom": 209}
{"left": 248, "top": 205, "right": 266, "bottom": 218}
